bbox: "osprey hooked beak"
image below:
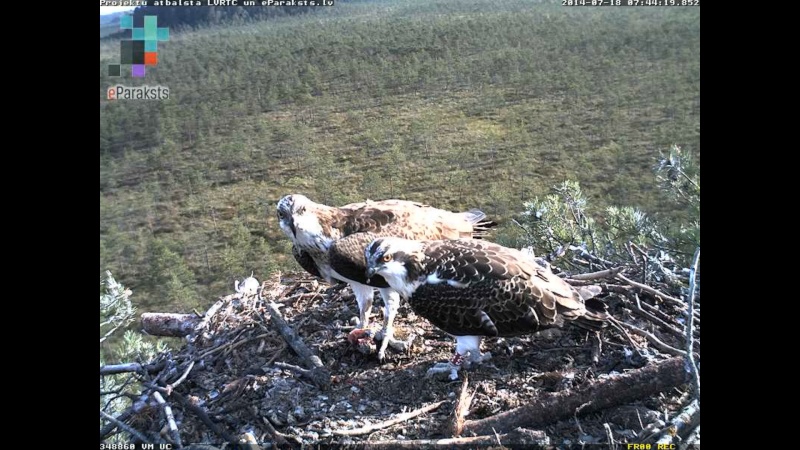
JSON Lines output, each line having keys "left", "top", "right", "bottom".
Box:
{"left": 365, "top": 238, "right": 388, "bottom": 282}
{"left": 277, "top": 196, "right": 298, "bottom": 237}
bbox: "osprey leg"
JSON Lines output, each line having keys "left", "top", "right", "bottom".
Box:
{"left": 351, "top": 284, "right": 374, "bottom": 329}
{"left": 376, "top": 289, "right": 413, "bottom": 361}
{"left": 347, "top": 284, "right": 376, "bottom": 344}
{"left": 427, "top": 335, "right": 489, "bottom": 380}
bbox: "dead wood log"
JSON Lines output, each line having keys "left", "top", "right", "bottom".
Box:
{"left": 349, "top": 428, "right": 549, "bottom": 449}
{"left": 263, "top": 301, "right": 331, "bottom": 389}
{"left": 141, "top": 313, "right": 201, "bottom": 337}
{"left": 462, "top": 357, "right": 687, "bottom": 436}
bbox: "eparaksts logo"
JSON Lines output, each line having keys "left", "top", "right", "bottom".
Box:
{"left": 107, "top": 85, "right": 170, "bottom": 100}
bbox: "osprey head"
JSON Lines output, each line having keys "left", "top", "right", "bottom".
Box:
{"left": 276, "top": 194, "right": 312, "bottom": 239}
{"left": 365, "top": 237, "right": 425, "bottom": 296}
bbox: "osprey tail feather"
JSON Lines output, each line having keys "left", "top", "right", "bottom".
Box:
{"left": 461, "top": 208, "right": 498, "bottom": 239}
{"left": 572, "top": 297, "right": 611, "bottom": 332}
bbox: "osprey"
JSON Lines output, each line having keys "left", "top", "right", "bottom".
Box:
{"left": 364, "top": 237, "right": 608, "bottom": 379}
{"left": 276, "top": 194, "right": 496, "bottom": 360}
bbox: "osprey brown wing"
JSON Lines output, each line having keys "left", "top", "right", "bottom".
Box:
{"left": 328, "top": 233, "right": 390, "bottom": 288}
{"left": 331, "top": 200, "right": 495, "bottom": 240}
{"left": 292, "top": 245, "right": 323, "bottom": 279}
{"left": 339, "top": 207, "right": 398, "bottom": 236}
{"left": 410, "top": 240, "right": 588, "bottom": 337}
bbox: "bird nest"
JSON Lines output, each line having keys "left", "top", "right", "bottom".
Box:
{"left": 100, "top": 268, "right": 700, "bottom": 449}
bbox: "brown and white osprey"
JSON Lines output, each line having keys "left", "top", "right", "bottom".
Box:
{"left": 276, "top": 194, "right": 496, "bottom": 360}
{"left": 364, "top": 237, "right": 608, "bottom": 379}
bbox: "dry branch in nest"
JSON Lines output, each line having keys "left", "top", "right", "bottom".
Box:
{"left": 447, "top": 375, "right": 473, "bottom": 437}
{"left": 263, "top": 300, "right": 331, "bottom": 389}
{"left": 462, "top": 357, "right": 689, "bottom": 436}
{"left": 331, "top": 400, "right": 446, "bottom": 436}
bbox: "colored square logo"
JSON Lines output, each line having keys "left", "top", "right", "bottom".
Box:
{"left": 109, "top": 15, "right": 168, "bottom": 79}
{"left": 144, "top": 52, "right": 158, "bottom": 66}
{"left": 132, "top": 65, "right": 146, "bottom": 78}
{"left": 119, "top": 15, "right": 133, "bottom": 29}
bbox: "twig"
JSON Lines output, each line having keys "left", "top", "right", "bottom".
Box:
{"left": 99, "top": 407, "right": 134, "bottom": 441}
{"left": 654, "top": 399, "right": 700, "bottom": 445}
{"left": 265, "top": 342, "right": 287, "bottom": 367}
{"left": 569, "top": 267, "right": 624, "bottom": 281}
{"left": 568, "top": 244, "right": 615, "bottom": 268}
{"left": 143, "top": 383, "right": 237, "bottom": 444}
{"left": 590, "top": 332, "right": 602, "bottom": 364}
{"left": 99, "top": 409, "right": 153, "bottom": 444}
{"left": 622, "top": 294, "right": 700, "bottom": 351}
{"left": 274, "top": 361, "right": 319, "bottom": 382}
{"left": 152, "top": 391, "right": 182, "bottom": 448}
{"left": 262, "top": 302, "right": 331, "bottom": 389}
{"left": 685, "top": 247, "right": 700, "bottom": 399}
{"left": 197, "top": 333, "right": 272, "bottom": 359}
{"left": 616, "top": 274, "right": 685, "bottom": 308}
{"left": 510, "top": 218, "right": 534, "bottom": 238}
{"left": 331, "top": 400, "right": 446, "bottom": 436}
{"left": 260, "top": 417, "right": 291, "bottom": 447}
{"left": 166, "top": 361, "right": 195, "bottom": 395}
{"left": 604, "top": 284, "right": 633, "bottom": 295}
{"left": 492, "top": 427, "right": 502, "bottom": 446}
{"left": 448, "top": 375, "right": 473, "bottom": 437}
{"left": 604, "top": 423, "right": 616, "bottom": 450}
{"left": 629, "top": 243, "right": 649, "bottom": 261}
{"left": 188, "top": 296, "right": 229, "bottom": 344}
{"left": 573, "top": 402, "right": 589, "bottom": 435}
{"left": 100, "top": 322, "right": 127, "bottom": 344}
{"left": 625, "top": 241, "right": 639, "bottom": 266}
{"left": 638, "top": 300, "right": 699, "bottom": 335}
{"left": 618, "top": 322, "right": 687, "bottom": 357}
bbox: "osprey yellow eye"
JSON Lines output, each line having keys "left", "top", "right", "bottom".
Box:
{"left": 382, "top": 254, "right": 392, "bottom": 262}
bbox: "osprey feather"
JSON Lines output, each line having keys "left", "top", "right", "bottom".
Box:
{"left": 276, "top": 194, "right": 497, "bottom": 361}
{"left": 364, "top": 237, "right": 609, "bottom": 379}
